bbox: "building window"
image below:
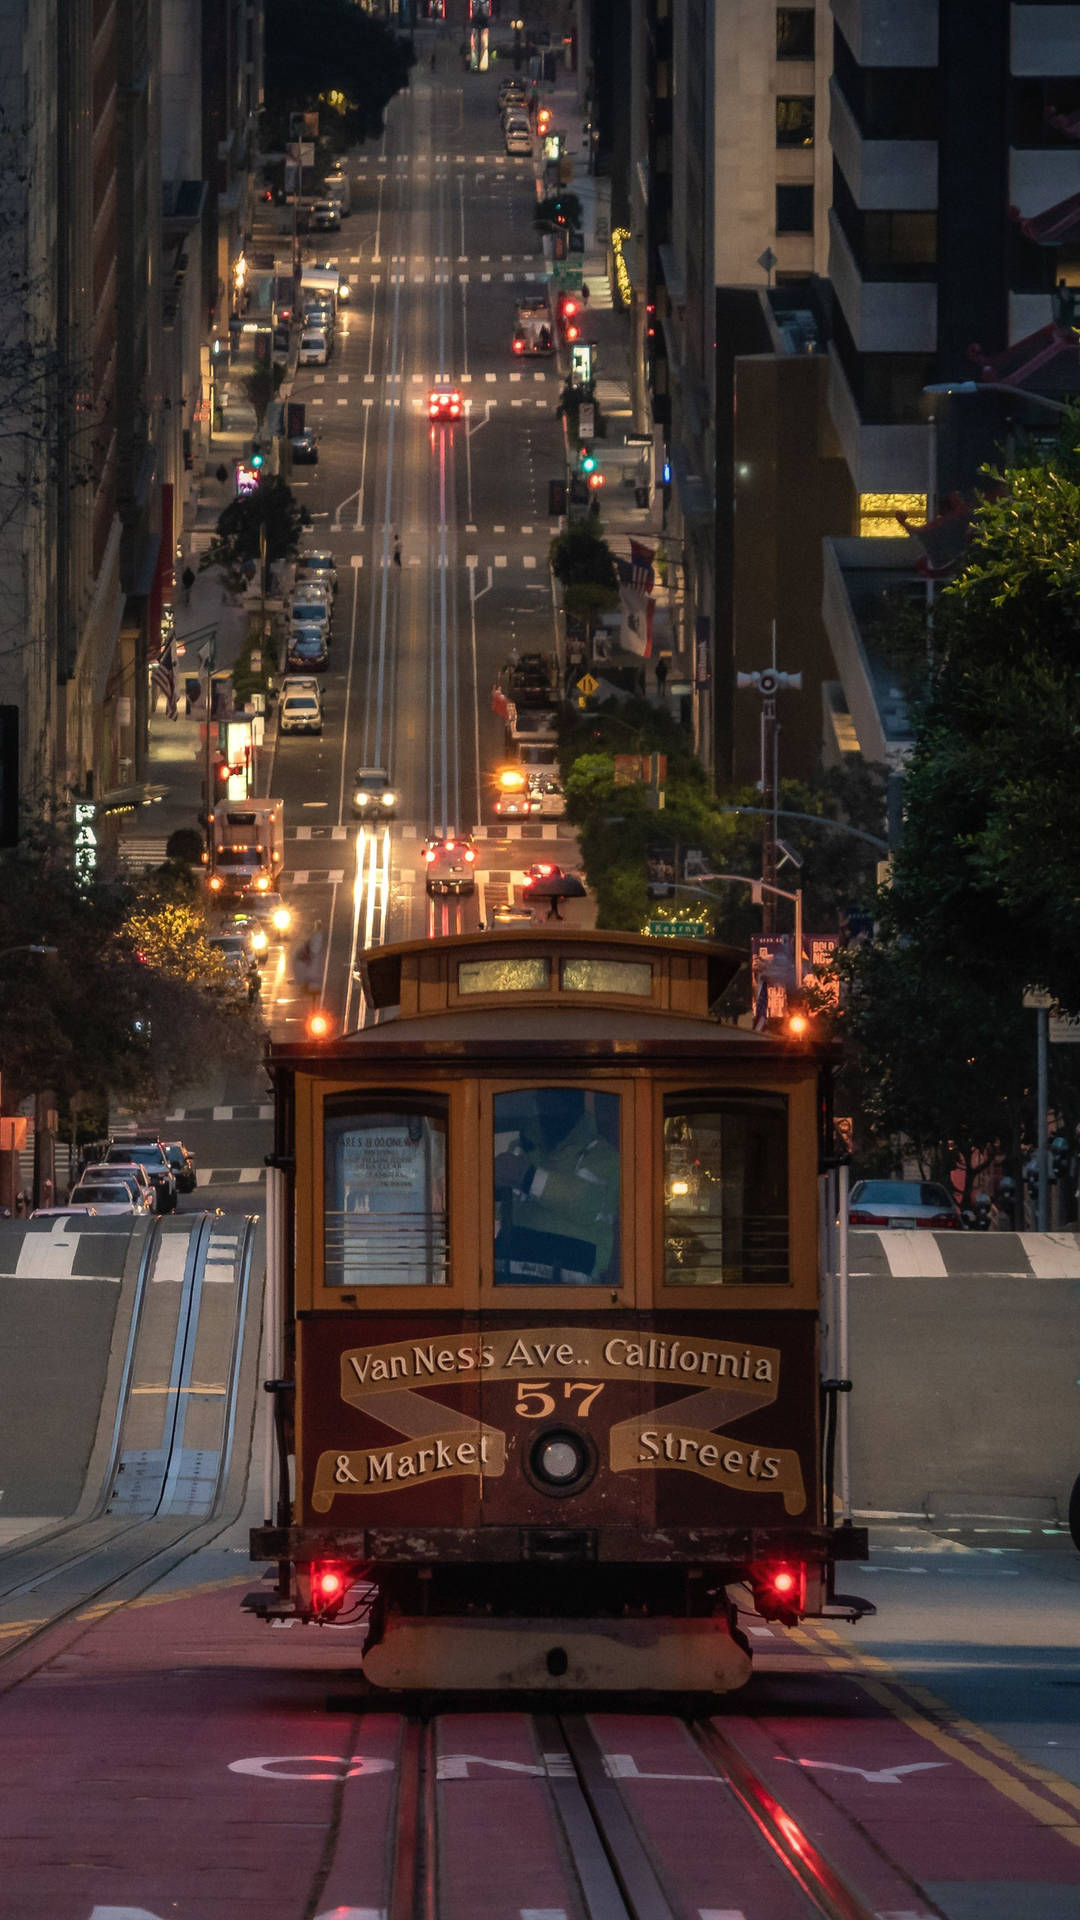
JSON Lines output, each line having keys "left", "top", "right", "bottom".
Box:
{"left": 858, "top": 492, "right": 928, "bottom": 539}
{"left": 776, "top": 8, "right": 814, "bottom": 60}
{"left": 776, "top": 96, "right": 814, "bottom": 147}
{"left": 663, "top": 1095, "right": 790, "bottom": 1286}
{"left": 776, "top": 185, "right": 814, "bottom": 234}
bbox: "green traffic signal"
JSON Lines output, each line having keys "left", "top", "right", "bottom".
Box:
{"left": 580, "top": 449, "right": 597, "bottom": 474}
{"left": 250, "top": 443, "right": 265, "bottom": 468}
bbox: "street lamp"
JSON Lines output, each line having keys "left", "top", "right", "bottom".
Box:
{"left": 923, "top": 380, "right": 1073, "bottom": 417}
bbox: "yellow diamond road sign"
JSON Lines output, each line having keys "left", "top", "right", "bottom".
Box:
{"left": 577, "top": 673, "right": 599, "bottom": 696}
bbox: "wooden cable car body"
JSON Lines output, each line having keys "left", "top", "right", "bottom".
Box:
{"left": 249, "top": 930, "right": 869, "bottom": 1692}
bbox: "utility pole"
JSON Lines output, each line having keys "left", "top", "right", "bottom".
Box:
{"left": 736, "top": 631, "right": 801, "bottom": 939}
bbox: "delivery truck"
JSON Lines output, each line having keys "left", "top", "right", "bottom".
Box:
{"left": 208, "top": 798, "right": 285, "bottom": 900}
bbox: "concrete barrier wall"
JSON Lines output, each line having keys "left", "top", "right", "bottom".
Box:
{"left": 848, "top": 1231, "right": 1080, "bottom": 1521}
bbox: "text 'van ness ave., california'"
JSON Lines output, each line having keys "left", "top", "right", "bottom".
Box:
{"left": 340, "top": 1326, "right": 780, "bottom": 1401}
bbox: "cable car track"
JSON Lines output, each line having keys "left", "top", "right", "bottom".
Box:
{"left": 0, "top": 1213, "right": 258, "bottom": 1679}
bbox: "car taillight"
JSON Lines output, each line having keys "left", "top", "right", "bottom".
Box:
{"left": 513, "top": 337, "right": 524, "bottom": 353}
{"left": 565, "top": 323, "right": 580, "bottom": 342}
{"left": 927, "top": 1212, "right": 960, "bottom": 1228}
{"left": 849, "top": 1209, "right": 887, "bottom": 1225}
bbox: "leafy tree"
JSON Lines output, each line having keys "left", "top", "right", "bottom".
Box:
{"left": 839, "top": 420, "right": 1080, "bottom": 1184}
{"left": 202, "top": 477, "right": 307, "bottom": 578}
{"left": 549, "top": 520, "right": 618, "bottom": 592}
{"left": 0, "top": 837, "right": 259, "bottom": 1120}
{"left": 263, "top": 0, "right": 413, "bottom": 146}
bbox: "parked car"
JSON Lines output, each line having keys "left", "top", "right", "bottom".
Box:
{"left": 286, "top": 630, "right": 330, "bottom": 673}
{"left": 528, "top": 777, "right": 567, "bottom": 817}
{"left": 30, "top": 1205, "right": 99, "bottom": 1218}
{"left": 280, "top": 689, "right": 324, "bottom": 734}
{"left": 289, "top": 429, "right": 319, "bottom": 464}
{"left": 295, "top": 551, "right": 338, "bottom": 595}
{"left": 163, "top": 1142, "right": 197, "bottom": 1193}
{"left": 351, "top": 767, "right": 399, "bottom": 818}
{"left": 104, "top": 1140, "right": 177, "bottom": 1213}
{"left": 286, "top": 589, "right": 332, "bottom": 634}
{"left": 76, "top": 1164, "right": 155, "bottom": 1214}
{"left": 280, "top": 672, "right": 323, "bottom": 704}
{"left": 66, "top": 1181, "right": 141, "bottom": 1215}
{"left": 505, "top": 125, "right": 533, "bottom": 156}
{"left": 848, "top": 1179, "right": 964, "bottom": 1230}
{"left": 299, "top": 328, "right": 330, "bottom": 366}
{"left": 226, "top": 913, "right": 270, "bottom": 963}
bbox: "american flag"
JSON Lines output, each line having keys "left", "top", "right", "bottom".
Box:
{"left": 151, "top": 632, "right": 178, "bottom": 720}
{"left": 629, "top": 538, "right": 655, "bottom": 594}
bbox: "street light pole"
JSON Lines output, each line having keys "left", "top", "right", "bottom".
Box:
{"left": 668, "top": 876, "right": 803, "bottom": 986}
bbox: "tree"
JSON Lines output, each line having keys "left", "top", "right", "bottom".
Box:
{"left": 263, "top": 0, "right": 413, "bottom": 146}
{"left": 202, "top": 477, "right": 307, "bottom": 578}
{"left": 0, "top": 837, "right": 260, "bottom": 1120}
{"left": 839, "top": 422, "right": 1080, "bottom": 1183}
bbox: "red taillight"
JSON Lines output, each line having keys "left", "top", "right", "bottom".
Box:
{"left": 927, "top": 1212, "right": 960, "bottom": 1228}
{"left": 513, "top": 338, "right": 524, "bottom": 352}
{"left": 310, "top": 1563, "right": 348, "bottom": 1615}
{"left": 565, "top": 323, "right": 580, "bottom": 342}
{"left": 752, "top": 1561, "right": 806, "bottom": 1622}
{"left": 535, "top": 863, "right": 555, "bottom": 878}
{"left": 849, "top": 1209, "right": 887, "bottom": 1225}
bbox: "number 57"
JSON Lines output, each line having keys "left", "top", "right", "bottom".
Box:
{"left": 515, "top": 1381, "right": 604, "bottom": 1419}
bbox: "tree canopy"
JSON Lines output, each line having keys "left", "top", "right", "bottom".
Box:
{"left": 838, "top": 416, "right": 1080, "bottom": 1186}
{"left": 0, "top": 837, "right": 260, "bottom": 1121}
{"left": 203, "top": 476, "right": 307, "bottom": 578}
{"left": 263, "top": 0, "right": 413, "bottom": 147}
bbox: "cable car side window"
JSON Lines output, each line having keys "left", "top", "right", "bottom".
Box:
{"left": 663, "top": 1094, "right": 789, "bottom": 1286}
{"left": 493, "top": 1088, "right": 620, "bottom": 1286}
{"left": 324, "top": 1098, "right": 448, "bottom": 1286}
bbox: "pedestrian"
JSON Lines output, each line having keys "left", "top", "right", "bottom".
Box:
{"left": 580, "top": 281, "right": 590, "bottom": 306}
{"left": 181, "top": 565, "right": 195, "bottom": 607}
{"left": 392, "top": 531, "right": 402, "bottom": 568}
{"left": 655, "top": 653, "right": 669, "bottom": 696}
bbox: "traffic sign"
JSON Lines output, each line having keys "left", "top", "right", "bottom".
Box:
{"left": 576, "top": 673, "right": 599, "bottom": 696}
{"left": 1049, "top": 1007, "right": 1080, "bottom": 1043}
{"left": 1023, "top": 985, "right": 1055, "bottom": 1010}
{"left": 647, "top": 920, "right": 711, "bottom": 942}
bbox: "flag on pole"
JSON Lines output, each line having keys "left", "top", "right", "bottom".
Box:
{"left": 629, "top": 538, "right": 655, "bottom": 594}
{"left": 151, "top": 632, "right": 178, "bottom": 720}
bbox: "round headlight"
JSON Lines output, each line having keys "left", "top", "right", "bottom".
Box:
{"left": 529, "top": 1429, "right": 592, "bottom": 1494}
{"left": 354, "top": 790, "right": 372, "bottom": 807}
{"left": 381, "top": 790, "right": 397, "bottom": 808}
{"left": 271, "top": 907, "right": 291, "bottom": 932}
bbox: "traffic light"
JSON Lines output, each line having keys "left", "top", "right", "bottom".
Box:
{"left": 579, "top": 448, "right": 597, "bottom": 475}
{"left": 587, "top": 469, "right": 605, "bottom": 491}
{"left": 250, "top": 443, "right": 265, "bottom": 469}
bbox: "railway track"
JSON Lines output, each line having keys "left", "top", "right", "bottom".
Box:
{"left": 306, "top": 1707, "right": 915, "bottom": 1920}
{"left": 0, "top": 1212, "right": 259, "bottom": 1678}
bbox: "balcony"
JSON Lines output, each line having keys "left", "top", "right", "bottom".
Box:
{"left": 828, "top": 211, "right": 937, "bottom": 352}
{"left": 829, "top": 79, "right": 937, "bottom": 211}
{"left": 827, "top": 348, "right": 931, "bottom": 495}
{"left": 831, "top": 0, "right": 937, "bottom": 67}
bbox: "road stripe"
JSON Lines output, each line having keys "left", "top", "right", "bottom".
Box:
{"left": 878, "top": 1230, "right": 948, "bottom": 1277}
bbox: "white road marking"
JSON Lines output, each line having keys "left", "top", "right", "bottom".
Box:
{"left": 699, "top": 1911, "right": 748, "bottom": 1920}
{"left": 152, "top": 1237, "right": 190, "bottom": 1284}
{"left": 229, "top": 1753, "right": 395, "bottom": 1780}
{"left": 523, "top": 555, "right": 537, "bottom": 568}
{"left": 494, "top": 554, "right": 508, "bottom": 567}
{"left": 878, "top": 1230, "right": 947, "bottom": 1277}
{"left": 776, "top": 1757, "right": 948, "bottom": 1785}
{"left": 604, "top": 1755, "right": 717, "bottom": 1782}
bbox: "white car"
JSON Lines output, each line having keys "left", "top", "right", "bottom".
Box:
{"left": 295, "top": 551, "right": 338, "bottom": 595}
{"left": 280, "top": 690, "right": 323, "bottom": 735}
{"left": 30, "top": 1205, "right": 99, "bottom": 1219}
{"left": 79, "top": 1161, "right": 156, "bottom": 1212}
{"left": 505, "top": 126, "right": 533, "bottom": 156}
{"left": 299, "top": 328, "right": 330, "bottom": 366}
{"left": 286, "top": 584, "right": 332, "bottom": 626}
{"left": 66, "top": 1182, "right": 142, "bottom": 1215}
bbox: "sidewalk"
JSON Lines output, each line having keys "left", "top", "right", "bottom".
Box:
{"left": 537, "top": 76, "right": 681, "bottom": 706}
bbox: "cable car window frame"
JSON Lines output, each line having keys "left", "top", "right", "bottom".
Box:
{"left": 297, "top": 1078, "right": 477, "bottom": 1310}
{"left": 650, "top": 1074, "right": 820, "bottom": 1310}
{"left": 478, "top": 1076, "right": 641, "bottom": 1307}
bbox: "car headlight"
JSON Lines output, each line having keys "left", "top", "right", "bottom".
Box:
{"left": 271, "top": 907, "right": 291, "bottom": 932}
{"left": 354, "top": 790, "right": 372, "bottom": 807}
{"left": 381, "top": 790, "right": 397, "bottom": 808}
{"left": 250, "top": 929, "right": 268, "bottom": 953}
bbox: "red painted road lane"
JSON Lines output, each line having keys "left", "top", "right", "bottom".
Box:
{"left": 0, "top": 1582, "right": 394, "bottom": 1920}
{"left": 587, "top": 1713, "right": 820, "bottom": 1918}
{"left": 433, "top": 1712, "right": 583, "bottom": 1920}
{"left": 722, "top": 1674, "right": 1080, "bottom": 1906}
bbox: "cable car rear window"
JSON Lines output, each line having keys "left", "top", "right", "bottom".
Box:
{"left": 324, "top": 1099, "right": 448, "bottom": 1286}
{"left": 560, "top": 958, "right": 652, "bottom": 996}
{"left": 663, "top": 1095, "right": 789, "bottom": 1285}
{"left": 494, "top": 1088, "right": 620, "bottom": 1286}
